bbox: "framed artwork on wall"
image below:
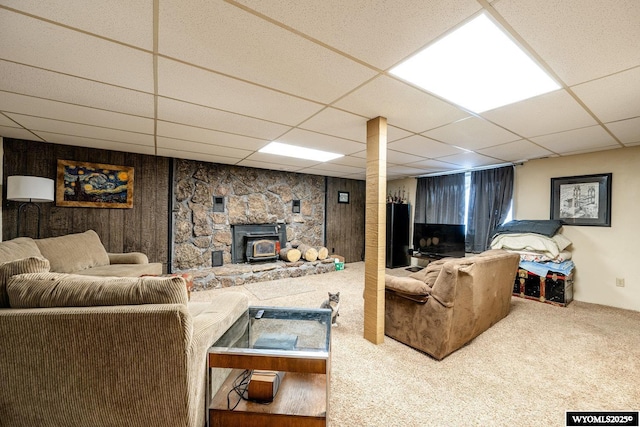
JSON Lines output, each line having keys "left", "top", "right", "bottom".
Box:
{"left": 550, "top": 173, "right": 611, "bottom": 227}
{"left": 338, "top": 191, "right": 350, "bottom": 204}
{"left": 56, "top": 160, "right": 134, "bottom": 208}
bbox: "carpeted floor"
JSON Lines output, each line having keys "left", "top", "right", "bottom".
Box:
{"left": 191, "top": 262, "right": 640, "bottom": 427}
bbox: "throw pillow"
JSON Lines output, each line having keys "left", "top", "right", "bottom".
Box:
{"left": 34, "top": 230, "right": 110, "bottom": 273}
{"left": 7, "top": 272, "right": 188, "bottom": 308}
{"left": 0, "top": 257, "right": 51, "bottom": 308}
{"left": 0, "top": 238, "right": 43, "bottom": 264}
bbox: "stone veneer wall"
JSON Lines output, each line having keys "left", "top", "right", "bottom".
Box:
{"left": 172, "top": 159, "right": 326, "bottom": 274}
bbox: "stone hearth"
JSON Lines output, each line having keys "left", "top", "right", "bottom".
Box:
{"left": 187, "top": 258, "right": 337, "bottom": 290}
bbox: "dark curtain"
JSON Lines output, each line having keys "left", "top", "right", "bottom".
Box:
{"left": 466, "top": 166, "right": 514, "bottom": 253}
{"left": 415, "top": 173, "right": 466, "bottom": 225}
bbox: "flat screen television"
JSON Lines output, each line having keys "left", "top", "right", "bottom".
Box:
{"left": 412, "top": 223, "right": 465, "bottom": 258}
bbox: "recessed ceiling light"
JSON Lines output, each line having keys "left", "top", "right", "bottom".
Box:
{"left": 390, "top": 13, "right": 560, "bottom": 113}
{"left": 259, "top": 142, "right": 344, "bottom": 162}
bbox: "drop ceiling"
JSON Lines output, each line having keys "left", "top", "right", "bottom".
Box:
{"left": 0, "top": 0, "right": 638, "bottom": 180}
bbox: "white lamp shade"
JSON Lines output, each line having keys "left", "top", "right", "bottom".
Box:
{"left": 7, "top": 176, "right": 55, "bottom": 202}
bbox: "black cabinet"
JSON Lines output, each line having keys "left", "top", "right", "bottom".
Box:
{"left": 386, "top": 203, "right": 410, "bottom": 268}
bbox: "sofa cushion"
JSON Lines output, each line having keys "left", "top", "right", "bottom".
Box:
{"left": 35, "top": 230, "right": 110, "bottom": 273}
{"left": 0, "top": 257, "right": 50, "bottom": 308}
{"left": 0, "top": 238, "right": 43, "bottom": 263}
{"left": 408, "top": 258, "right": 451, "bottom": 287}
{"left": 76, "top": 263, "right": 163, "bottom": 277}
{"left": 7, "top": 272, "right": 188, "bottom": 308}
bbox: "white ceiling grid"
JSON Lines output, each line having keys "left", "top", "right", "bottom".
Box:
{"left": 0, "top": 0, "right": 638, "bottom": 180}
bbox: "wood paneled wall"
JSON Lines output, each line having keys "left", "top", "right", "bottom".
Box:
{"left": 2, "top": 139, "right": 170, "bottom": 271}
{"left": 325, "top": 177, "right": 365, "bottom": 263}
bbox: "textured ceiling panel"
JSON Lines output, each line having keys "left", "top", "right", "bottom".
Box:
{"left": 478, "top": 140, "right": 554, "bottom": 163}
{"left": 35, "top": 132, "right": 156, "bottom": 155}
{"left": 6, "top": 114, "right": 154, "bottom": 146}
{"left": 0, "top": 91, "right": 154, "bottom": 134}
{"left": 156, "top": 121, "right": 267, "bottom": 151}
{"left": 481, "top": 90, "right": 597, "bottom": 138}
{"left": 334, "top": 76, "right": 469, "bottom": 132}
{"left": 494, "top": 0, "right": 640, "bottom": 86}
{"left": 156, "top": 136, "right": 252, "bottom": 159}
{"left": 422, "top": 116, "right": 520, "bottom": 151}
{"left": 0, "top": 0, "right": 153, "bottom": 49}
{"left": 276, "top": 128, "right": 365, "bottom": 156}
{"left": 159, "top": 0, "right": 377, "bottom": 103}
{"left": 157, "top": 58, "right": 324, "bottom": 125}
{"left": 157, "top": 97, "right": 290, "bottom": 141}
{"left": 571, "top": 67, "right": 640, "bottom": 123}
{"left": 0, "top": 9, "right": 153, "bottom": 92}
{"left": 605, "top": 117, "right": 640, "bottom": 145}
{"left": 233, "top": 0, "right": 481, "bottom": 70}
{"left": 531, "top": 125, "right": 620, "bottom": 154}
{"left": 0, "top": 61, "right": 154, "bottom": 117}
{"left": 387, "top": 135, "right": 464, "bottom": 159}
{"left": 298, "top": 108, "right": 367, "bottom": 143}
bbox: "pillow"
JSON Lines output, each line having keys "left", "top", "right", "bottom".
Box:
{"left": 7, "top": 272, "right": 188, "bottom": 308}
{"left": 385, "top": 275, "right": 432, "bottom": 296}
{"left": 0, "top": 257, "right": 50, "bottom": 308}
{"left": 0, "top": 238, "right": 43, "bottom": 264}
{"left": 35, "top": 230, "right": 110, "bottom": 273}
{"left": 408, "top": 258, "right": 450, "bottom": 287}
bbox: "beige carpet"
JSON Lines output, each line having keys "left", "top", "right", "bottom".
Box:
{"left": 191, "top": 262, "right": 640, "bottom": 427}
{"left": 244, "top": 279, "right": 316, "bottom": 300}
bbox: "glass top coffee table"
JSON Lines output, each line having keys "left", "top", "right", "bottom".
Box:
{"left": 207, "top": 306, "right": 332, "bottom": 427}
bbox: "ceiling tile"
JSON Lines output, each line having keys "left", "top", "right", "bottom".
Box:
{"left": 233, "top": 0, "right": 481, "bottom": 70}
{"left": 477, "top": 140, "right": 553, "bottom": 163}
{"left": 157, "top": 147, "right": 241, "bottom": 166}
{"left": 0, "top": 125, "right": 40, "bottom": 141}
{"left": 1, "top": 0, "right": 153, "bottom": 49}
{"left": 297, "top": 166, "right": 358, "bottom": 178}
{"left": 0, "top": 9, "right": 153, "bottom": 92}
{"left": 235, "top": 159, "right": 300, "bottom": 172}
{"left": 0, "top": 61, "right": 154, "bottom": 117}
{"left": 301, "top": 162, "right": 362, "bottom": 174}
{"left": 482, "top": 90, "right": 597, "bottom": 137}
{"left": 572, "top": 67, "right": 640, "bottom": 123}
{"left": 388, "top": 126, "right": 414, "bottom": 142}
{"left": 605, "top": 117, "right": 640, "bottom": 145}
{"left": 405, "top": 158, "right": 462, "bottom": 172}
{"left": 34, "top": 132, "right": 155, "bottom": 155}
{"left": 156, "top": 136, "right": 252, "bottom": 160}
{"left": 530, "top": 125, "right": 620, "bottom": 154}
{"left": 0, "top": 114, "right": 18, "bottom": 127}
{"left": 388, "top": 135, "right": 464, "bottom": 159}
{"left": 298, "top": 108, "right": 367, "bottom": 142}
{"left": 0, "top": 91, "right": 153, "bottom": 134}
{"left": 242, "top": 152, "right": 320, "bottom": 169}
{"left": 436, "top": 152, "right": 499, "bottom": 168}
{"left": 157, "top": 58, "right": 324, "bottom": 125}
{"left": 422, "top": 116, "right": 520, "bottom": 150}
{"left": 334, "top": 76, "right": 469, "bottom": 132}
{"left": 386, "top": 165, "right": 436, "bottom": 178}
{"left": 157, "top": 97, "right": 290, "bottom": 141}
{"left": 159, "top": 0, "right": 377, "bottom": 104}
{"left": 156, "top": 121, "right": 268, "bottom": 151}
{"left": 494, "top": 0, "right": 640, "bottom": 85}
{"left": 325, "top": 155, "right": 366, "bottom": 168}
{"left": 6, "top": 114, "right": 154, "bottom": 146}
{"left": 276, "top": 128, "right": 365, "bottom": 156}
{"left": 387, "top": 150, "right": 428, "bottom": 165}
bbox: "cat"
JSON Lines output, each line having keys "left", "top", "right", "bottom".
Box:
{"left": 320, "top": 292, "right": 340, "bottom": 326}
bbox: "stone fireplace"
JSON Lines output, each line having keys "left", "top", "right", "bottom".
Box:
{"left": 231, "top": 224, "right": 287, "bottom": 264}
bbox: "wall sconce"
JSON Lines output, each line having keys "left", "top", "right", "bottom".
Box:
{"left": 7, "top": 175, "right": 55, "bottom": 238}
{"left": 292, "top": 199, "right": 301, "bottom": 213}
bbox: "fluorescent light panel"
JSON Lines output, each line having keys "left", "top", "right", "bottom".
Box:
{"left": 259, "top": 142, "right": 343, "bottom": 162}
{"left": 390, "top": 13, "right": 560, "bottom": 113}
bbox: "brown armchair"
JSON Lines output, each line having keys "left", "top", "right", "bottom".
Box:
{"left": 384, "top": 250, "right": 520, "bottom": 360}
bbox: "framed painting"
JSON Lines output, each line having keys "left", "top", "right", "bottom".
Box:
{"left": 338, "top": 191, "right": 350, "bottom": 204}
{"left": 56, "top": 160, "right": 134, "bottom": 208}
{"left": 550, "top": 173, "right": 611, "bottom": 227}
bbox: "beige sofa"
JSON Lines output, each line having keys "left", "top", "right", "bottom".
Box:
{"left": 384, "top": 250, "right": 520, "bottom": 360}
{"left": 0, "top": 229, "right": 163, "bottom": 278}
{"left": 0, "top": 258, "right": 248, "bottom": 427}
